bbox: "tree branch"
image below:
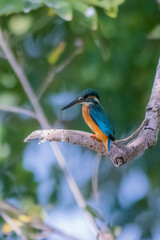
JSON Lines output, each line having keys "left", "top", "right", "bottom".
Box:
{"left": 0, "top": 211, "right": 27, "bottom": 240}
{"left": 25, "top": 58, "right": 160, "bottom": 167}
{"left": 0, "top": 105, "right": 37, "bottom": 119}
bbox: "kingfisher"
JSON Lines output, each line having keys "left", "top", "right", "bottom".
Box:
{"left": 61, "top": 89, "right": 115, "bottom": 151}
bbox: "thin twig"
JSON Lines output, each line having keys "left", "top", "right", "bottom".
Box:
{"left": 37, "top": 48, "right": 82, "bottom": 99}
{"left": 0, "top": 27, "right": 101, "bottom": 237}
{"left": 54, "top": 48, "right": 82, "bottom": 73}
{"left": 29, "top": 220, "right": 82, "bottom": 240}
{"left": 115, "top": 119, "right": 148, "bottom": 144}
{"left": 92, "top": 154, "right": 101, "bottom": 203}
{"left": 0, "top": 211, "right": 27, "bottom": 240}
{"left": 0, "top": 105, "right": 37, "bottom": 119}
{"left": 0, "top": 29, "right": 48, "bottom": 127}
{"left": 0, "top": 201, "right": 22, "bottom": 215}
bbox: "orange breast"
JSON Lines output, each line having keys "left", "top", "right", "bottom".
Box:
{"left": 82, "top": 104, "right": 108, "bottom": 143}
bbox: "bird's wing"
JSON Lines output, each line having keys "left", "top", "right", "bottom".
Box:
{"left": 89, "top": 103, "right": 115, "bottom": 140}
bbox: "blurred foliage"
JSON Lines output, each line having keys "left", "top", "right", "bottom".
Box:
{"left": 2, "top": 215, "right": 32, "bottom": 235}
{"left": 148, "top": 24, "right": 160, "bottom": 39}
{"left": 0, "top": 0, "right": 125, "bottom": 24}
{"left": 0, "top": 201, "right": 54, "bottom": 239}
{"left": 0, "top": 0, "right": 160, "bottom": 239}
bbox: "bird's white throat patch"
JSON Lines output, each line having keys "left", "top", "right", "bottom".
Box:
{"left": 82, "top": 96, "right": 99, "bottom": 106}
{"left": 83, "top": 102, "right": 93, "bottom": 106}
{"left": 93, "top": 97, "right": 99, "bottom": 103}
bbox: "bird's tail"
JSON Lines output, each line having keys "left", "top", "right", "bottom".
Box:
{"left": 103, "top": 138, "right": 111, "bottom": 152}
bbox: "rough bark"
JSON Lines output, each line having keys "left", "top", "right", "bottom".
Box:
{"left": 25, "top": 58, "right": 160, "bottom": 167}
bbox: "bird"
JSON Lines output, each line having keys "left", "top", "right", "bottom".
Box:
{"left": 61, "top": 88, "right": 115, "bottom": 151}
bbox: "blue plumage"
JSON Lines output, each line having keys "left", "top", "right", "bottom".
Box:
{"left": 89, "top": 102, "right": 115, "bottom": 142}
{"left": 78, "top": 88, "right": 100, "bottom": 101}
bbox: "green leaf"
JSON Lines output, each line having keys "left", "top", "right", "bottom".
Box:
{"left": 46, "top": 0, "right": 72, "bottom": 21}
{"left": 0, "top": 142, "right": 10, "bottom": 159}
{"left": 83, "top": 0, "right": 125, "bottom": 11}
{"left": 109, "top": 0, "right": 125, "bottom": 7}
{"left": 0, "top": 0, "right": 125, "bottom": 18}
{"left": 72, "top": 3, "right": 97, "bottom": 30}
{"left": 0, "top": 0, "right": 45, "bottom": 15}
{"left": 0, "top": 0, "right": 24, "bottom": 15}
{"left": 148, "top": 25, "right": 160, "bottom": 40}
{"left": 103, "top": 0, "right": 126, "bottom": 18}
{"left": 107, "top": 224, "right": 121, "bottom": 237}
{"left": 47, "top": 42, "right": 66, "bottom": 64}
{"left": 23, "top": 0, "right": 44, "bottom": 13}
{"left": 85, "top": 205, "right": 102, "bottom": 220}
{"left": 105, "top": 6, "right": 118, "bottom": 18}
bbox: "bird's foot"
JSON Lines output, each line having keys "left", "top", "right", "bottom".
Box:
{"left": 90, "top": 134, "right": 102, "bottom": 142}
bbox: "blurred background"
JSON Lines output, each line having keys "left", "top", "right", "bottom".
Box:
{"left": 0, "top": 0, "right": 160, "bottom": 239}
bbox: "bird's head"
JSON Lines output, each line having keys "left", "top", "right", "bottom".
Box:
{"left": 61, "top": 88, "right": 100, "bottom": 110}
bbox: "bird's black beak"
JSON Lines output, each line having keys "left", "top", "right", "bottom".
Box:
{"left": 61, "top": 98, "right": 81, "bottom": 111}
